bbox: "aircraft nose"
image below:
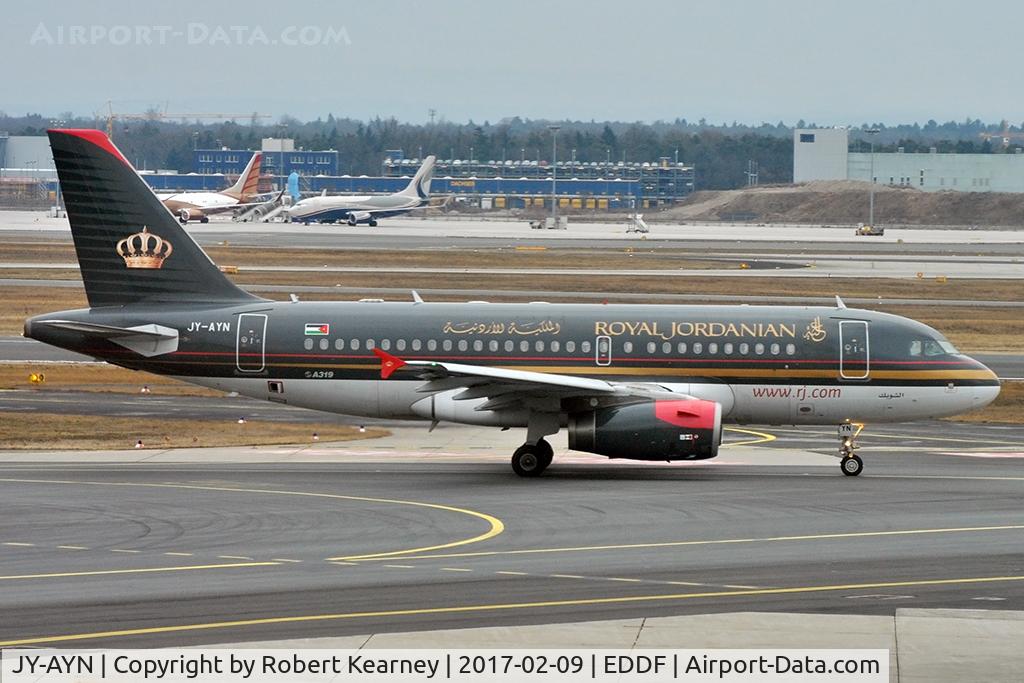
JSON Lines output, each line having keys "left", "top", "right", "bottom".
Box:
{"left": 963, "top": 356, "right": 1001, "bottom": 411}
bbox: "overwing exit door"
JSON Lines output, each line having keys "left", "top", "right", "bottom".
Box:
{"left": 596, "top": 335, "right": 612, "bottom": 366}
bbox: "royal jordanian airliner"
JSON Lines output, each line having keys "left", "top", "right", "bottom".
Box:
{"left": 157, "top": 151, "right": 263, "bottom": 224}
{"left": 27, "top": 130, "right": 1001, "bottom": 477}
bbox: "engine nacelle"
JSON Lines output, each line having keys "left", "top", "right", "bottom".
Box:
{"left": 347, "top": 211, "right": 371, "bottom": 225}
{"left": 568, "top": 399, "right": 722, "bottom": 461}
{"left": 178, "top": 208, "right": 193, "bottom": 223}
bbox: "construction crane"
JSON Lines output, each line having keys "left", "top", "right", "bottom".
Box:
{"left": 98, "top": 101, "right": 271, "bottom": 138}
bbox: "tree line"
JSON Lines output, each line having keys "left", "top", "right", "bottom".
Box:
{"left": 4, "top": 112, "right": 1021, "bottom": 191}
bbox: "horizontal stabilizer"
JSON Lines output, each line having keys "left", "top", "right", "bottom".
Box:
{"left": 35, "top": 319, "right": 179, "bottom": 357}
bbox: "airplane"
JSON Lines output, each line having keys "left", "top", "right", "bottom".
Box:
{"left": 287, "top": 155, "right": 435, "bottom": 226}
{"left": 157, "top": 151, "right": 264, "bottom": 224}
{"left": 27, "top": 129, "right": 1001, "bottom": 478}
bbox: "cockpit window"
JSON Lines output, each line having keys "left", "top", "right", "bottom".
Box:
{"left": 912, "top": 339, "right": 958, "bottom": 357}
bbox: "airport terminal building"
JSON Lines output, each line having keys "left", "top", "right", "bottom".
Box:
{"left": 3, "top": 132, "right": 693, "bottom": 210}
{"left": 794, "top": 127, "right": 1024, "bottom": 192}
{"left": 182, "top": 140, "right": 695, "bottom": 210}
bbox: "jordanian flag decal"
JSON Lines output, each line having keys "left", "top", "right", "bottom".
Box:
{"left": 304, "top": 323, "right": 330, "bottom": 336}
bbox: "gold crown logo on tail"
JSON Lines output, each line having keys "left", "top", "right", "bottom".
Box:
{"left": 116, "top": 227, "right": 173, "bottom": 269}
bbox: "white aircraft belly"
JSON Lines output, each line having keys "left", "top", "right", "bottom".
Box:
{"left": 175, "top": 376, "right": 997, "bottom": 428}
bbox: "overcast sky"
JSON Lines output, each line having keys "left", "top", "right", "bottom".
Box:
{"left": 3, "top": 0, "right": 1021, "bottom": 126}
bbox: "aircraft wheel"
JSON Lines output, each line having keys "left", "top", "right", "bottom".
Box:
{"left": 841, "top": 454, "right": 863, "bottom": 477}
{"left": 368, "top": 219, "right": 378, "bottom": 227}
{"left": 512, "top": 444, "right": 549, "bottom": 477}
{"left": 200, "top": 216, "right": 209, "bottom": 224}
{"left": 535, "top": 438, "right": 554, "bottom": 468}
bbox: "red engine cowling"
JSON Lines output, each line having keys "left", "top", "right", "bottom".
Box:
{"left": 568, "top": 399, "right": 722, "bottom": 461}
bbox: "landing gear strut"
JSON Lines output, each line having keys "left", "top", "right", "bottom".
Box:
{"left": 511, "top": 438, "right": 553, "bottom": 477}
{"left": 838, "top": 421, "right": 864, "bottom": 476}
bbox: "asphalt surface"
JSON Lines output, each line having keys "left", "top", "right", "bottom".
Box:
{"left": 0, "top": 419, "right": 1022, "bottom": 647}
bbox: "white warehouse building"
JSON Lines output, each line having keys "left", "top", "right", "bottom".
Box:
{"left": 793, "top": 128, "right": 1024, "bottom": 192}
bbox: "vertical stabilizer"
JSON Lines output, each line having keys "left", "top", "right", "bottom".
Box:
{"left": 222, "top": 151, "right": 263, "bottom": 200}
{"left": 398, "top": 155, "right": 435, "bottom": 200}
{"left": 48, "top": 129, "right": 261, "bottom": 307}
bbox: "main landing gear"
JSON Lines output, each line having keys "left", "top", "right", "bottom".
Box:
{"left": 511, "top": 438, "right": 553, "bottom": 477}
{"left": 838, "top": 421, "right": 864, "bottom": 476}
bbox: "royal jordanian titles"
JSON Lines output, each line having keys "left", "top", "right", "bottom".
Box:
{"left": 27, "top": 130, "right": 1001, "bottom": 477}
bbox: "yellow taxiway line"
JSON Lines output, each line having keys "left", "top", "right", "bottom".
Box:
{"left": 0, "top": 561, "right": 279, "bottom": 581}
{"left": 352, "top": 523, "right": 1024, "bottom": 563}
{"left": 0, "top": 478, "right": 504, "bottom": 564}
{"left": 721, "top": 427, "right": 777, "bottom": 447}
{"left": 3, "top": 574, "right": 1024, "bottom": 647}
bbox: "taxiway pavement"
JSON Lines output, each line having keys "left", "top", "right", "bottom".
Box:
{"left": 0, "top": 420, "right": 1022, "bottom": 648}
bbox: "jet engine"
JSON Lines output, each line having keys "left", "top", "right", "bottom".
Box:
{"left": 347, "top": 211, "right": 371, "bottom": 226}
{"left": 178, "top": 208, "right": 192, "bottom": 224}
{"left": 568, "top": 399, "right": 722, "bottom": 461}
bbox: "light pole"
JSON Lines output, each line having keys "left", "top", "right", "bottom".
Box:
{"left": 548, "top": 125, "right": 560, "bottom": 226}
{"left": 865, "top": 128, "right": 879, "bottom": 227}
{"left": 50, "top": 119, "right": 65, "bottom": 213}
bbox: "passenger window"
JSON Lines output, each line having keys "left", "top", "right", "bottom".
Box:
{"left": 723, "top": 342, "right": 733, "bottom": 355}
{"left": 442, "top": 339, "right": 452, "bottom": 351}
{"left": 335, "top": 339, "right": 345, "bottom": 351}
{"left": 535, "top": 340, "right": 545, "bottom": 352}
{"left": 708, "top": 342, "right": 718, "bottom": 355}
{"left": 551, "top": 340, "right": 560, "bottom": 352}
{"left": 647, "top": 342, "right": 657, "bottom": 354}
{"left": 367, "top": 339, "right": 377, "bottom": 350}
{"left": 427, "top": 339, "right": 437, "bottom": 351}
{"left": 565, "top": 341, "right": 576, "bottom": 353}
{"left": 350, "top": 339, "right": 360, "bottom": 351}
{"left": 693, "top": 342, "right": 703, "bottom": 354}
{"left": 505, "top": 340, "right": 514, "bottom": 352}
{"left": 473, "top": 340, "right": 483, "bottom": 352}
{"left": 755, "top": 343, "right": 765, "bottom": 355}
{"left": 457, "top": 340, "right": 468, "bottom": 351}
{"left": 304, "top": 338, "right": 314, "bottom": 350}
{"left": 785, "top": 343, "right": 796, "bottom": 356}
{"left": 739, "top": 342, "right": 749, "bottom": 355}
{"left": 770, "top": 343, "right": 780, "bottom": 355}
{"left": 623, "top": 341, "right": 633, "bottom": 353}
{"left": 489, "top": 340, "right": 499, "bottom": 352}
{"left": 380, "top": 339, "right": 391, "bottom": 351}
{"left": 520, "top": 340, "right": 530, "bottom": 352}
{"left": 662, "top": 342, "right": 672, "bottom": 354}
{"left": 581, "top": 341, "right": 591, "bottom": 353}
{"left": 319, "top": 338, "right": 329, "bottom": 351}
{"left": 396, "top": 339, "right": 406, "bottom": 351}
{"left": 411, "top": 339, "right": 421, "bottom": 351}
{"left": 677, "top": 342, "right": 688, "bottom": 354}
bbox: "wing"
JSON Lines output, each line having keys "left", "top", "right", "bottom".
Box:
{"left": 373, "top": 349, "right": 691, "bottom": 413}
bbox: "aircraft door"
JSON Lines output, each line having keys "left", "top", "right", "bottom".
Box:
{"left": 839, "top": 320, "right": 869, "bottom": 380}
{"left": 595, "top": 335, "right": 612, "bottom": 366}
{"left": 237, "top": 313, "right": 267, "bottom": 372}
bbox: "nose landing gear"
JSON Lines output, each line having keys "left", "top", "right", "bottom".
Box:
{"left": 838, "top": 420, "right": 864, "bottom": 476}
